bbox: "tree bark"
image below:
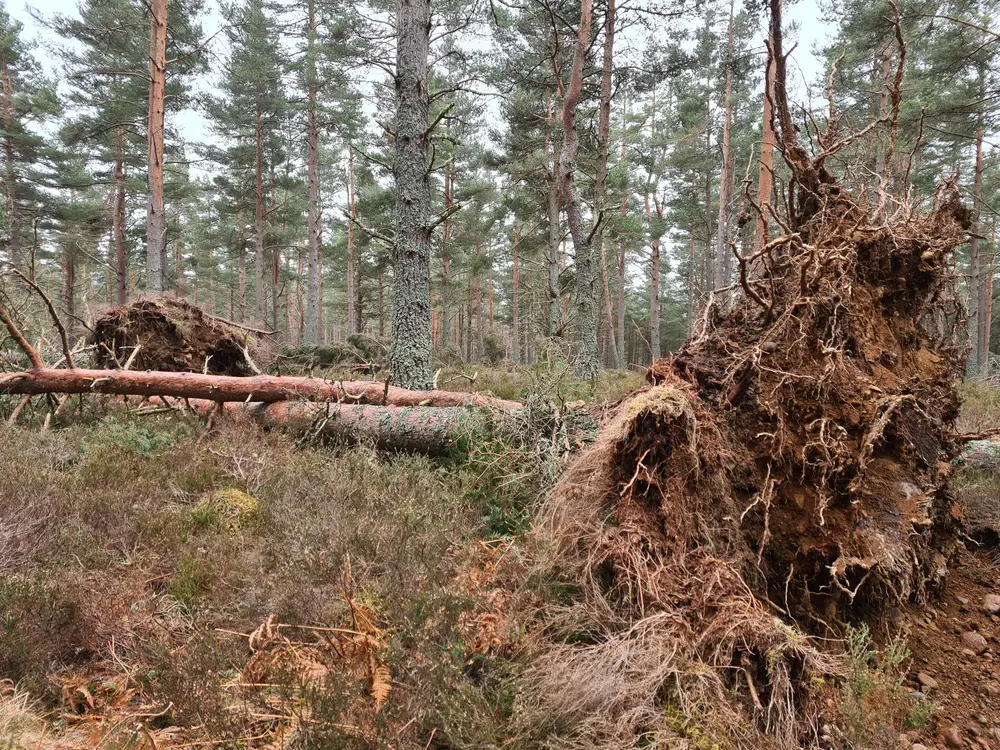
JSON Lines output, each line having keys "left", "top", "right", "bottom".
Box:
{"left": 248, "top": 401, "right": 484, "bottom": 455}
{"left": 114, "top": 129, "right": 128, "bottom": 306}
{"left": 594, "top": 0, "right": 619, "bottom": 369}
{"left": 511, "top": 226, "right": 521, "bottom": 364}
{"left": 646, "top": 184, "right": 662, "bottom": 361}
{"left": 441, "top": 156, "right": 454, "bottom": 348}
{"left": 145, "top": 0, "right": 167, "bottom": 293}
{"left": 616, "top": 102, "right": 628, "bottom": 367}
{"left": 305, "top": 0, "right": 321, "bottom": 344}
{"left": 1, "top": 56, "right": 21, "bottom": 274}
{"left": 755, "top": 20, "right": 776, "bottom": 252}
{"left": 254, "top": 108, "right": 266, "bottom": 323}
{"left": 560, "top": 0, "right": 599, "bottom": 379}
{"left": 545, "top": 88, "right": 563, "bottom": 338}
{"left": 346, "top": 147, "right": 357, "bottom": 335}
{"left": 0, "top": 367, "right": 521, "bottom": 408}
{"left": 389, "top": 0, "right": 433, "bottom": 389}
{"left": 973, "top": 125, "right": 987, "bottom": 375}
{"left": 714, "top": 0, "right": 735, "bottom": 300}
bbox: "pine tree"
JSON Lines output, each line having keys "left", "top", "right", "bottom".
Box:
{"left": 206, "top": 0, "right": 288, "bottom": 326}
{"left": 0, "top": 5, "right": 60, "bottom": 279}
{"left": 389, "top": 0, "right": 433, "bottom": 389}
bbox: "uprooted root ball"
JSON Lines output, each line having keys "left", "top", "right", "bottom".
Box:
{"left": 92, "top": 296, "right": 273, "bottom": 376}
{"left": 527, "top": 179, "right": 970, "bottom": 747}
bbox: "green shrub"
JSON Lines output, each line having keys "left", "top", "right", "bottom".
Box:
{"left": 0, "top": 576, "right": 88, "bottom": 691}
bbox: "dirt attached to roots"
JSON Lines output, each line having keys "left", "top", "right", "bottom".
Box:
{"left": 531, "top": 177, "right": 972, "bottom": 748}
{"left": 92, "top": 296, "right": 273, "bottom": 376}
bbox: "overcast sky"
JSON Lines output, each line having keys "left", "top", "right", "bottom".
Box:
{"left": 7, "top": 0, "right": 833, "bottom": 148}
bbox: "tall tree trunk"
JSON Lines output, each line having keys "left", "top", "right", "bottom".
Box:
{"left": 174, "top": 205, "right": 184, "bottom": 295}
{"left": 272, "top": 177, "right": 283, "bottom": 336}
{"left": 378, "top": 267, "right": 385, "bottom": 338}
{"left": 107, "top": 234, "right": 114, "bottom": 308}
{"left": 237, "top": 224, "right": 247, "bottom": 322}
{"left": 317, "top": 210, "right": 324, "bottom": 343}
{"left": 254, "top": 108, "right": 266, "bottom": 323}
{"left": 593, "top": 0, "right": 620, "bottom": 369}
{"left": 756, "top": 20, "right": 776, "bottom": 251}
{"left": 560, "top": 0, "right": 599, "bottom": 379}
{"left": 389, "top": 0, "right": 433, "bottom": 389}
{"left": 1, "top": 56, "right": 21, "bottom": 274}
{"left": 304, "top": 0, "right": 321, "bottom": 344}
{"left": 61, "top": 192, "right": 76, "bottom": 336}
{"left": 346, "top": 147, "right": 357, "bottom": 335}
{"left": 145, "top": 0, "right": 167, "bottom": 293}
{"left": 511, "top": 226, "right": 521, "bottom": 364}
{"left": 616, "top": 103, "right": 628, "bottom": 367}
{"left": 646, "top": 186, "right": 662, "bottom": 361}
{"left": 475, "top": 242, "right": 484, "bottom": 358}
{"left": 441, "top": 156, "right": 454, "bottom": 349}
{"left": 114, "top": 130, "right": 128, "bottom": 306}
{"left": 687, "top": 232, "right": 696, "bottom": 330}
{"left": 874, "top": 45, "right": 891, "bottom": 181}
{"left": 714, "top": 0, "right": 735, "bottom": 299}
{"left": 985, "top": 220, "right": 996, "bottom": 367}
{"left": 545, "top": 88, "right": 563, "bottom": 338}
{"left": 973, "top": 125, "right": 987, "bottom": 375}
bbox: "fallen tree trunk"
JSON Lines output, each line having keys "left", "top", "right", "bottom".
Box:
{"left": 151, "top": 397, "right": 484, "bottom": 455}
{"left": 246, "top": 401, "right": 481, "bottom": 455}
{"left": 0, "top": 368, "right": 519, "bottom": 408}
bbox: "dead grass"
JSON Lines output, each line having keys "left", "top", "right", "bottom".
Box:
{"left": 0, "top": 394, "right": 562, "bottom": 748}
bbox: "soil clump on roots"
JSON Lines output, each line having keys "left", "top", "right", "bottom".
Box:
{"left": 92, "top": 296, "right": 273, "bottom": 376}
{"left": 527, "top": 2, "right": 971, "bottom": 746}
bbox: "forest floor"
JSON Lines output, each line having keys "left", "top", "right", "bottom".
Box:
{"left": 0, "top": 365, "right": 999, "bottom": 749}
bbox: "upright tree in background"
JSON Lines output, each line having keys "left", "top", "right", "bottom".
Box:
{"left": 208, "top": 0, "right": 286, "bottom": 325}
{"left": 0, "top": 6, "right": 60, "bottom": 278}
{"left": 146, "top": 0, "right": 168, "bottom": 292}
{"left": 304, "top": 0, "right": 321, "bottom": 343}
{"left": 559, "top": 0, "right": 599, "bottom": 379}
{"left": 390, "top": 0, "right": 433, "bottom": 390}
{"left": 756, "top": 13, "right": 776, "bottom": 252}
{"left": 714, "top": 0, "right": 736, "bottom": 296}
{"left": 593, "top": 0, "right": 620, "bottom": 368}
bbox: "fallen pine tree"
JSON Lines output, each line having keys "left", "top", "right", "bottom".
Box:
{"left": 0, "top": 366, "right": 520, "bottom": 409}
{"left": 147, "top": 397, "right": 489, "bottom": 455}
{"left": 0, "top": 292, "right": 520, "bottom": 452}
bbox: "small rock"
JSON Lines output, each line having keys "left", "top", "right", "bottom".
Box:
{"left": 911, "top": 690, "right": 926, "bottom": 701}
{"left": 942, "top": 726, "right": 964, "bottom": 748}
{"left": 976, "top": 714, "right": 989, "bottom": 725}
{"left": 962, "top": 648, "right": 979, "bottom": 659}
{"left": 918, "top": 672, "right": 939, "bottom": 689}
{"left": 962, "top": 631, "right": 989, "bottom": 654}
{"left": 984, "top": 594, "right": 1000, "bottom": 614}
{"left": 958, "top": 596, "right": 970, "bottom": 606}
{"left": 911, "top": 744, "right": 928, "bottom": 750}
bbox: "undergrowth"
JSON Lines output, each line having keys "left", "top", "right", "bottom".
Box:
{"left": 0, "top": 365, "right": 623, "bottom": 748}
{"left": 0, "top": 364, "right": 966, "bottom": 748}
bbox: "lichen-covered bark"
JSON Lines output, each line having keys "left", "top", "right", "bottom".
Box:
{"left": 304, "top": 0, "right": 321, "bottom": 344}
{"left": 389, "top": 0, "right": 433, "bottom": 390}
{"left": 559, "top": 0, "right": 599, "bottom": 379}
{"left": 251, "top": 402, "right": 479, "bottom": 455}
